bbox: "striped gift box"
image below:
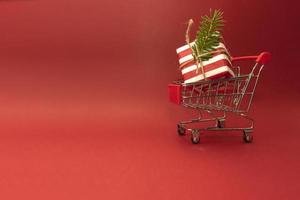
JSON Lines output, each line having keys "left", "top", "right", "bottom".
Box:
{"left": 176, "top": 42, "right": 235, "bottom": 83}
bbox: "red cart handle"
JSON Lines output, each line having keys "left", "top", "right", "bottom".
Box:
{"left": 231, "top": 52, "right": 271, "bottom": 65}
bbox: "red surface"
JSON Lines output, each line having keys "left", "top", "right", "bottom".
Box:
{"left": 0, "top": 0, "right": 300, "bottom": 199}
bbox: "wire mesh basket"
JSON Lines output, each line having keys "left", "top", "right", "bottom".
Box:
{"left": 168, "top": 52, "right": 271, "bottom": 144}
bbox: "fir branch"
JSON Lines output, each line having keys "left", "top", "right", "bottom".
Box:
{"left": 192, "top": 9, "right": 224, "bottom": 62}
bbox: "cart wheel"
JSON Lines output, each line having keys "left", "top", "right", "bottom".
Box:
{"left": 217, "top": 119, "right": 225, "bottom": 128}
{"left": 191, "top": 130, "right": 200, "bottom": 144}
{"left": 243, "top": 130, "right": 253, "bottom": 143}
{"left": 177, "top": 124, "right": 186, "bottom": 136}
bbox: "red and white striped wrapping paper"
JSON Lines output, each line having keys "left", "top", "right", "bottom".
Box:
{"left": 176, "top": 42, "right": 235, "bottom": 83}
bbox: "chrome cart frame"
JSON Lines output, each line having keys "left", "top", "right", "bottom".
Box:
{"left": 169, "top": 52, "right": 271, "bottom": 144}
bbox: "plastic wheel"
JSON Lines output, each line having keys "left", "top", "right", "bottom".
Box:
{"left": 191, "top": 130, "right": 200, "bottom": 144}
{"left": 217, "top": 119, "right": 225, "bottom": 128}
{"left": 177, "top": 124, "right": 186, "bottom": 136}
{"left": 243, "top": 130, "right": 253, "bottom": 143}
{"left": 191, "top": 136, "right": 200, "bottom": 144}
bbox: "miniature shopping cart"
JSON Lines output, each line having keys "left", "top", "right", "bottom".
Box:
{"left": 168, "top": 52, "right": 271, "bottom": 144}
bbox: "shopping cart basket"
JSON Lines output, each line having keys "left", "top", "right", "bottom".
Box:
{"left": 168, "top": 52, "right": 271, "bottom": 144}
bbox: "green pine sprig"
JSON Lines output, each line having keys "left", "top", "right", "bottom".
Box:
{"left": 192, "top": 9, "right": 224, "bottom": 62}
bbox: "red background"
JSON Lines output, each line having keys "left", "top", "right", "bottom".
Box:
{"left": 0, "top": 0, "right": 299, "bottom": 199}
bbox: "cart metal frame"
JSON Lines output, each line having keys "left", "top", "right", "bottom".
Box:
{"left": 169, "top": 52, "right": 271, "bottom": 144}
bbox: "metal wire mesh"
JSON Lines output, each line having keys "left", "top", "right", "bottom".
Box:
{"left": 178, "top": 64, "right": 263, "bottom": 113}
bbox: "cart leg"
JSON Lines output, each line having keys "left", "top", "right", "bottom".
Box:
{"left": 177, "top": 124, "right": 186, "bottom": 136}
{"left": 207, "top": 110, "right": 226, "bottom": 128}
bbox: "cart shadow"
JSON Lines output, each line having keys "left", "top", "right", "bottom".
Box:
{"left": 179, "top": 132, "right": 251, "bottom": 150}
